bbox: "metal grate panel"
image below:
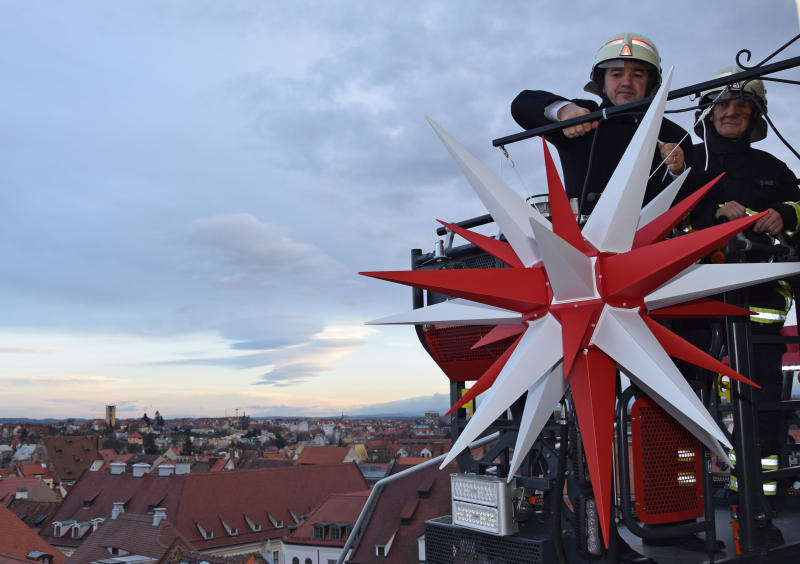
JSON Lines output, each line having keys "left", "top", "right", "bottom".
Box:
{"left": 461, "top": 253, "right": 504, "bottom": 269}
{"left": 631, "top": 397, "right": 704, "bottom": 525}
{"left": 425, "top": 516, "right": 549, "bottom": 564}
{"left": 423, "top": 325, "right": 517, "bottom": 382}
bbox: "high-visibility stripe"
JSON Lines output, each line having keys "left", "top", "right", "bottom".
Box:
{"left": 750, "top": 310, "right": 787, "bottom": 323}
{"left": 631, "top": 38, "right": 657, "bottom": 54}
{"left": 728, "top": 452, "right": 778, "bottom": 468}
{"left": 729, "top": 475, "right": 777, "bottom": 495}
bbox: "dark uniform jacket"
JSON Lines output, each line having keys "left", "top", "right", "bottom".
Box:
{"left": 511, "top": 90, "right": 695, "bottom": 214}
{"left": 684, "top": 126, "right": 800, "bottom": 321}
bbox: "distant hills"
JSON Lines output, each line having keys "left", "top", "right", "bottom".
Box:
{"left": 0, "top": 392, "right": 453, "bottom": 423}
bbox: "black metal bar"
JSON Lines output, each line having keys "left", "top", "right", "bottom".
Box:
{"left": 758, "top": 400, "right": 800, "bottom": 410}
{"left": 761, "top": 465, "right": 800, "bottom": 481}
{"left": 726, "top": 290, "right": 762, "bottom": 555}
{"left": 435, "top": 213, "right": 493, "bottom": 236}
{"left": 411, "top": 248, "right": 434, "bottom": 360}
{"left": 492, "top": 55, "right": 800, "bottom": 147}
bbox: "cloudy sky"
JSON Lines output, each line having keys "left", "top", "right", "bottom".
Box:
{"left": 2, "top": 1, "right": 800, "bottom": 420}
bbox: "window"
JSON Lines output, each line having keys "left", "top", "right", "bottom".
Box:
{"left": 304, "top": 559, "right": 312, "bottom": 564}
{"left": 272, "top": 550, "right": 279, "bottom": 563}
{"left": 292, "top": 558, "right": 299, "bottom": 564}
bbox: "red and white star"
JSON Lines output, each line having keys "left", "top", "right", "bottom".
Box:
{"left": 361, "top": 68, "right": 800, "bottom": 546}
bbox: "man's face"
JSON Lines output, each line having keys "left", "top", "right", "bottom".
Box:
{"left": 602, "top": 61, "right": 650, "bottom": 106}
{"left": 711, "top": 97, "right": 753, "bottom": 139}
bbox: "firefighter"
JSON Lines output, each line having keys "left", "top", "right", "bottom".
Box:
{"left": 684, "top": 66, "right": 800, "bottom": 546}
{"left": 510, "top": 32, "right": 695, "bottom": 214}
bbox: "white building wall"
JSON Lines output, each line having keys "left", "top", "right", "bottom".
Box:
{"left": 282, "top": 543, "right": 341, "bottom": 564}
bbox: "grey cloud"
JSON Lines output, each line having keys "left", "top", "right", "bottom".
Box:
{"left": 184, "top": 213, "right": 346, "bottom": 282}
{"left": 219, "top": 314, "right": 324, "bottom": 350}
{"left": 255, "top": 361, "right": 325, "bottom": 385}
{"left": 148, "top": 320, "right": 368, "bottom": 387}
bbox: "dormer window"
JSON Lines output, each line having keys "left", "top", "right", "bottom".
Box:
{"left": 195, "top": 522, "right": 213, "bottom": 540}
{"left": 375, "top": 529, "right": 397, "bottom": 558}
{"left": 25, "top": 552, "right": 52, "bottom": 564}
{"left": 243, "top": 514, "right": 261, "bottom": 533}
{"left": 220, "top": 517, "right": 238, "bottom": 537}
{"left": 82, "top": 492, "right": 100, "bottom": 508}
{"left": 312, "top": 521, "right": 331, "bottom": 541}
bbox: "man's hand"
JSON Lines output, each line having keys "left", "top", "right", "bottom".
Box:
{"left": 715, "top": 200, "right": 747, "bottom": 222}
{"left": 753, "top": 208, "right": 784, "bottom": 235}
{"left": 658, "top": 141, "right": 685, "bottom": 174}
{"left": 557, "top": 103, "right": 598, "bottom": 138}
{"left": 716, "top": 202, "right": 784, "bottom": 235}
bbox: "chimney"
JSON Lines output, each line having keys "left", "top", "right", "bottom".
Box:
{"left": 15, "top": 487, "right": 28, "bottom": 500}
{"left": 110, "top": 462, "right": 126, "bottom": 476}
{"left": 111, "top": 502, "right": 125, "bottom": 519}
{"left": 132, "top": 463, "right": 149, "bottom": 478}
{"left": 175, "top": 459, "right": 191, "bottom": 475}
{"left": 158, "top": 464, "right": 175, "bottom": 478}
{"left": 152, "top": 508, "right": 167, "bottom": 527}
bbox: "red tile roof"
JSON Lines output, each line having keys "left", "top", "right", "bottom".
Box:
{"left": 208, "top": 456, "right": 229, "bottom": 473}
{"left": 40, "top": 436, "right": 101, "bottom": 484}
{"left": 41, "top": 471, "right": 186, "bottom": 549}
{"left": 175, "top": 464, "right": 368, "bottom": 551}
{"left": 349, "top": 461, "right": 457, "bottom": 564}
{"left": 64, "top": 513, "right": 192, "bottom": 563}
{"left": 15, "top": 464, "right": 52, "bottom": 480}
{"left": 294, "top": 446, "right": 352, "bottom": 466}
{"left": 395, "top": 456, "right": 429, "bottom": 466}
{"left": 4, "top": 498, "right": 60, "bottom": 530}
{"left": 284, "top": 490, "right": 370, "bottom": 547}
{"left": 0, "top": 477, "right": 46, "bottom": 500}
{"left": 43, "top": 462, "right": 369, "bottom": 554}
{"left": 0, "top": 503, "right": 65, "bottom": 564}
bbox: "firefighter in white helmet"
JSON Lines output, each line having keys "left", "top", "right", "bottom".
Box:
{"left": 511, "top": 32, "right": 695, "bottom": 215}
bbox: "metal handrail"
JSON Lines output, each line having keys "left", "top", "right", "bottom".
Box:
{"left": 335, "top": 431, "right": 501, "bottom": 564}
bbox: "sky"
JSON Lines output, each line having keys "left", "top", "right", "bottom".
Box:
{"left": 2, "top": 1, "right": 800, "bottom": 420}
